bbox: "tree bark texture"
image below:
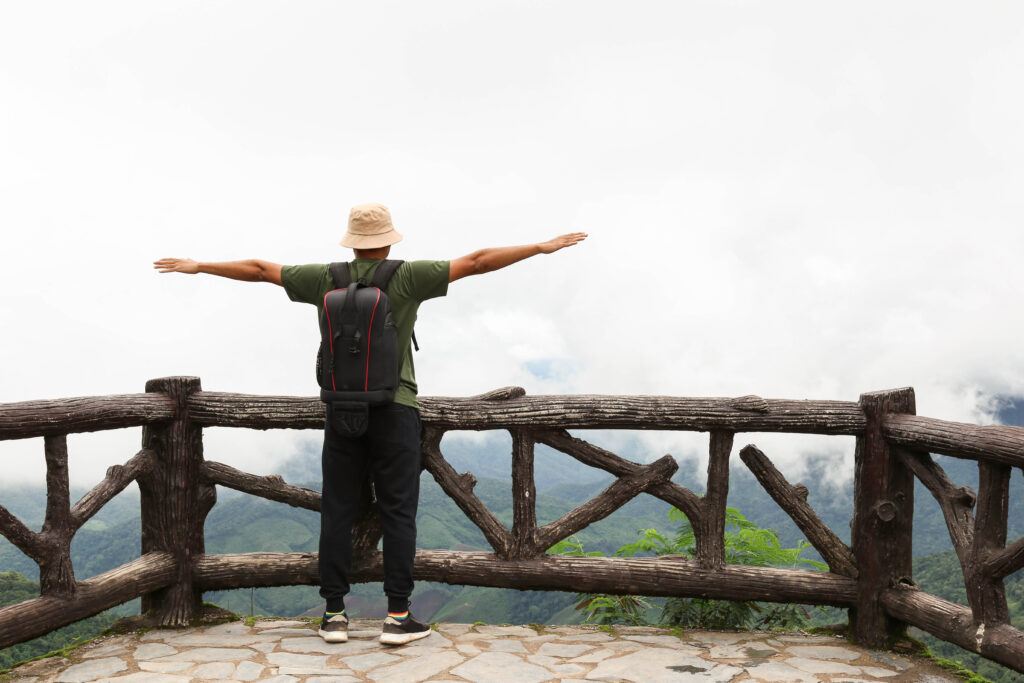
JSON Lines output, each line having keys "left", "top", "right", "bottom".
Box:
{"left": 70, "top": 449, "right": 156, "bottom": 530}
{"left": 202, "top": 461, "right": 322, "bottom": 511}
{"left": 187, "top": 391, "right": 867, "bottom": 434}
{"left": 985, "top": 536, "right": 1024, "bottom": 582}
{"left": 851, "top": 388, "right": 916, "bottom": 648}
{"left": 510, "top": 430, "right": 538, "bottom": 559}
{"left": 895, "top": 448, "right": 975, "bottom": 570}
{"left": 470, "top": 386, "right": 527, "bottom": 401}
{"left": 38, "top": 435, "right": 75, "bottom": 597}
{"left": 0, "top": 504, "right": 45, "bottom": 560}
{"left": 967, "top": 461, "right": 1011, "bottom": 625}
{"left": 695, "top": 431, "right": 732, "bottom": 569}
{"left": 881, "top": 587, "right": 1024, "bottom": 675}
{"left": 186, "top": 391, "right": 326, "bottom": 429}
{"left": 0, "top": 436, "right": 81, "bottom": 599}
{"left": 883, "top": 414, "right": 1024, "bottom": 468}
{"left": 0, "top": 394, "right": 176, "bottom": 441}
{"left": 740, "top": 444, "right": 857, "bottom": 578}
{"left": 0, "top": 552, "right": 176, "bottom": 651}
{"left": 138, "top": 377, "right": 215, "bottom": 626}
{"left": 193, "top": 549, "right": 857, "bottom": 607}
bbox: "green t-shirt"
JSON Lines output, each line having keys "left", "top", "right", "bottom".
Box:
{"left": 281, "top": 259, "right": 449, "bottom": 408}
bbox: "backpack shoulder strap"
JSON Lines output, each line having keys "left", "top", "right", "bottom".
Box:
{"left": 369, "top": 260, "right": 419, "bottom": 351}
{"left": 370, "top": 259, "right": 405, "bottom": 290}
{"left": 328, "top": 262, "right": 351, "bottom": 288}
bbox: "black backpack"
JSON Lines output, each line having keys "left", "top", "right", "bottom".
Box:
{"left": 316, "top": 260, "right": 404, "bottom": 408}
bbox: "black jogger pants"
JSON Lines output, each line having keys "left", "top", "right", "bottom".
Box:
{"left": 318, "top": 402, "right": 421, "bottom": 604}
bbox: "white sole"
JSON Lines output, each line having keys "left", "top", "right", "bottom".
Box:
{"left": 379, "top": 629, "right": 431, "bottom": 645}
{"left": 318, "top": 629, "right": 348, "bottom": 643}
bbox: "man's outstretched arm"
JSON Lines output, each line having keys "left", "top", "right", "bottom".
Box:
{"left": 448, "top": 232, "right": 587, "bottom": 283}
{"left": 153, "top": 258, "right": 283, "bottom": 286}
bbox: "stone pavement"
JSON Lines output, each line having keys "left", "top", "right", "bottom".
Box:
{"left": 5, "top": 619, "right": 962, "bottom": 682}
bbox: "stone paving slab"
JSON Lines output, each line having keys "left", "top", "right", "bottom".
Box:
{"left": 4, "top": 619, "right": 964, "bottom": 682}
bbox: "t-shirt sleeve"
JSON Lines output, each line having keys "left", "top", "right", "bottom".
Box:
{"left": 281, "top": 263, "right": 330, "bottom": 305}
{"left": 394, "top": 260, "right": 450, "bottom": 302}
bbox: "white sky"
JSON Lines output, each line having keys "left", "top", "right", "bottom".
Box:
{"left": 2, "top": 1, "right": 1024, "bottom": 486}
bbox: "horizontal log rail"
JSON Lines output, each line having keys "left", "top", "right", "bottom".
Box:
{"left": 188, "top": 390, "right": 868, "bottom": 434}
{"left": 193, "top": 550, "right": 858, "bottom": 606}
{"left": 0, "top": 552, "right": 177, "bottom": 650}
{"left": 881, "top": 587, "right": 1024, "bottom": 674}
{"left": 2, "top": 379, "right": 1024, "bottom": 676}
{"left": 883, "top": 414, "right": 1024, "bottom": 468}
{"left": 187, "top": 392, "right": 324, "bottom": 430}
{"left": 0, "top": 394, "right": 176, "bottom": 441}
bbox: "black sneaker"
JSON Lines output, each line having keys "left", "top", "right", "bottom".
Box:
{"left": 318, "top": 613, "right": 348, "bottom": 643}
{"left": 379, "top": 613, "right": 431, "bottom": 645}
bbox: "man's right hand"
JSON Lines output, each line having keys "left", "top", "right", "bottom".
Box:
{"left": 153, "top": 258, "right": 199, "bottom": 274}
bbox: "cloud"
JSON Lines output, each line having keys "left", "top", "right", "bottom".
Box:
{"left": 3, "top": 2, "right": 1024, "bottom": 485}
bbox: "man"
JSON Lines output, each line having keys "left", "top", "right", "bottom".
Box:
{"left": 154, "top": 202, "right": 586, "bottom": 645}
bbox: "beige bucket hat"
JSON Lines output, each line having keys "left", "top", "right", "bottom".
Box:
{"left": 340, "top": 203, "right": 404, "bottom": 249}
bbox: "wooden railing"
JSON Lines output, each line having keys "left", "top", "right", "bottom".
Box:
{"left": 0, "top": 377, "right": 1022, "bottom": 674}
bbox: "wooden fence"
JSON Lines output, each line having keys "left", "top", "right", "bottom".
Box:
{"left": 0, "top": 377, "right": 1022, "bottom": 674}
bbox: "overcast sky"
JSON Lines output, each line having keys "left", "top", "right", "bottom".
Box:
{"left": 3, "top": 1, "right": 1023, "bottom": 486}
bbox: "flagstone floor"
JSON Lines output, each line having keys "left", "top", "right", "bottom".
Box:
{"left": 5, "top": 619, "right": 963, "bottom": 683}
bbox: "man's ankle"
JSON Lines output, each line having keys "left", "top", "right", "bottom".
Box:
{"left": 386, "top": 596, "right": 410, "bottom": 615}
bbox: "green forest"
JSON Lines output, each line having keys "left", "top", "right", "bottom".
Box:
{"left": 1, "top": 431, "right": 1022, "bottom": 680}
{"left": 0, "top": 572, "right": 120, "bottom": 670}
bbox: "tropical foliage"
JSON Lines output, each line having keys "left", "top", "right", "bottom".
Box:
{"left": 552, "top": 507, "right": 826, "bottom": 630}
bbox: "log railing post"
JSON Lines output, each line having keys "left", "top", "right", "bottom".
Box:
{"left": 510, "top": 430, "right": 538, "bottom": 559}
{"left": 967, "top": 461, "right": 1012, "bottom": 625}
{"left": 695, "top": 431, "right": 733, "bottom": 569}
{"left": 138, "top": 376, "right": 215, "bottom": 626}
{"left": 38, "top": 435, "right": 76, "bottom": 597}
{"left": 852, "top": 387, "right": 916, "bottom": 647}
